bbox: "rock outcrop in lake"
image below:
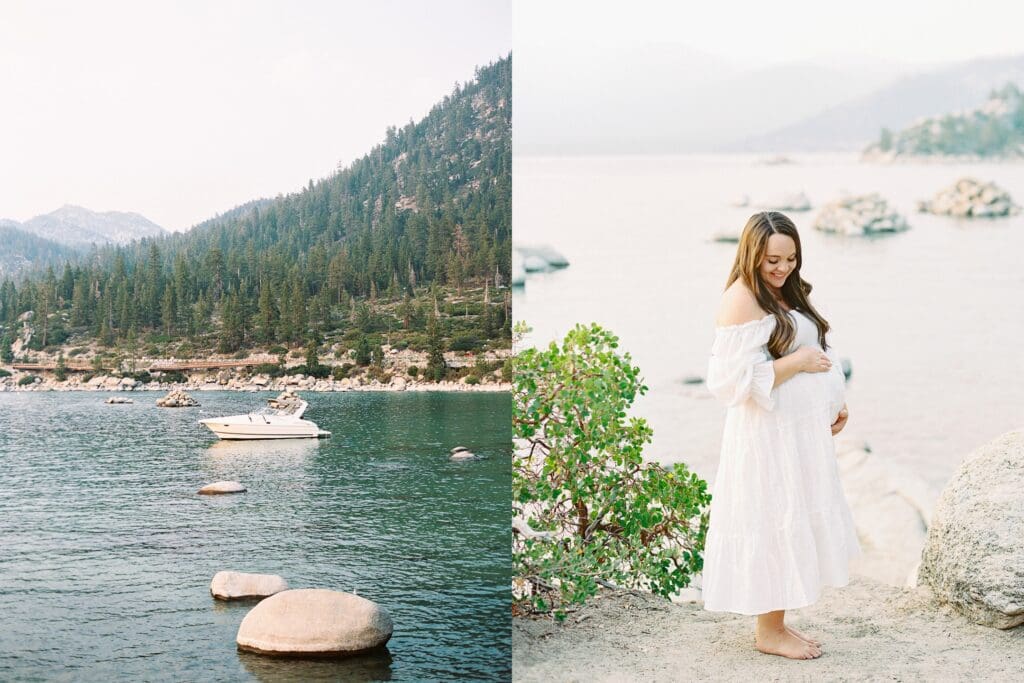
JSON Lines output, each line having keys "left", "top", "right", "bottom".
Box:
{"left": 917, "top": 177, "right": 1020, "bottom": 218}
{"left": 917, "top": 430, "right": 1024, "bottom": 629}
{"left": 814, "top": 194, "right": 909, "bottom": 236}
{"left": 211, "top": 571, "right": 288, "bottom": 600}
{"left": 156, "top": 390, "right": 199, "bottom": 407}
{"left": 236, "top": 589, "right": 393, "bottom": 656}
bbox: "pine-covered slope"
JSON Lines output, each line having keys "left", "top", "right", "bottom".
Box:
{"left": 0, "top": 55, "right": 512, "bottom": 366}
{"left": 0, "top": 224, "right": 80, "bottom": 280}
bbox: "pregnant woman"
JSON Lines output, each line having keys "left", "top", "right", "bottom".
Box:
{"left": 702, "top": 211, "right": 861, "bottom": 660}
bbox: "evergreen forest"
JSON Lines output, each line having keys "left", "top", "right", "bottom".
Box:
{"left": 0, "top": 55, "right": 512, "bottom": 377}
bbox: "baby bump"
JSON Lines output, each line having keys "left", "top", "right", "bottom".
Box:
{"left": 774, "top": 367, "right": 846, "bottom": 425}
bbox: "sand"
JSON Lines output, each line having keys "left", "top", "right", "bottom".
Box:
{"left": 513, "top": 577, "right": 1024, "bottom": 681}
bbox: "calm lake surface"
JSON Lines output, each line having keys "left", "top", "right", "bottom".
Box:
{"left": 514, "top": 154, "right": 1024, "bottom": 496}
{"left": 0, "top": 391, "right": 510, "bottom": 682}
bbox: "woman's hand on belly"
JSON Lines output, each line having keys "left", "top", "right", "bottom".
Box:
{"left": 831, "top": 404, "right": 849, "bottom": 436}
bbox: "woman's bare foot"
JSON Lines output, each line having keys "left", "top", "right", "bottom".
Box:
{"left": 786, "top": 625, "right": 821, "bottom": 647}
{"left": 755, "top": 627, "right": 822, "bottom": 660}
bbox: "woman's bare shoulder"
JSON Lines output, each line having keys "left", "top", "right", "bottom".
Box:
{"left": 716, "top": 281, "right": 768, "bottom": 327}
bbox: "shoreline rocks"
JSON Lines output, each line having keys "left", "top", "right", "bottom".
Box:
{"left": 211, "top": 571, "right": 288, "bottom": 600}
{"left": 236, "top": 589, "right": 393, "bottom": 657}
{"left": 814, "top": 193, "right": 910, "bottom": 236}
{"left": 917, "top": 430, "right": 1024, "bottom": 629}
{"left": 917, "top": 177, "right": 1020, "bottom": 218}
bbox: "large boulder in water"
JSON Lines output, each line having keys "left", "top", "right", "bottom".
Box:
{"left": 917, "top": 430, "right": 1024, "bottom": 628}
{"left": 211, "top": 571, "right": 288, "bottom": 600}
{"left": 917, "top": 177, "right": 1019, "bottom": 218}
{"left": 198, "top": 481, "right": 246, "bottom": 495}
{"left": 236, "top": 589, "right": 393, "bottom": 656}
{"left": 156, "top": 389, "right": 200, "bottom": 407}
{"left": 814, "top": 193, "right": 909, "bottom": 236}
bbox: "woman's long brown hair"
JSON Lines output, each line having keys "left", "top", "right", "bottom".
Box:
{"left": 724, "top": 211, "right": 830, "bottom": 358}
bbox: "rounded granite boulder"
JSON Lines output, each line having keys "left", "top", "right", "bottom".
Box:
{"left": 917, "top": 430, "right": 1024, "bottom": 629}
{"left": 211, "top": 571, "right": 288, "bottom": 600}
{"left": 198, "top": 481, "right": 247, "bottom": 495}
{"left": 236, "top": 589, "right": 393, "bottom": 657}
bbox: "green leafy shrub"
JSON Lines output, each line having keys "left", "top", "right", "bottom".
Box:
{"left": 407, "top": 365, "right": 419, "bottom": 377}
{"left": 331, "top": 363, "right": 355, "bottom": 380}
{"left": 449, "top": 334, "right": 483, "bottom": 351}
{"left": 465, "top": 374, "right": 480, "bottom": 385}
{"left": 292, "top": 363, "right": 331, "bottom": 379}
{"left": 253, "top": 362, "right": 285, "bottom": 378}
{"left": 513, "top": 323, "right": 711, "bottom": 617}
{"left": 0, "top": 368, "right": 11, "bottom": 378}
{"left": 267, "top": 345, "right": 288, "bottom": 355}
{"left": 18, "top": 374, "right": 38, "bottom": 386}
{"left": 159, "top": 370, "right": 188, "bottom": 384}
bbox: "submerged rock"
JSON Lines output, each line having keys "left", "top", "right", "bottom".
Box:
{"left": 105, "top": 397, "right": 134, "bottom": 404}
{"left": 918, "top": 430, "right": 1024, "bottom": 629}
{"left": 450, "top": 446, "right": 477, "bottom": 461}
{"left": 814, "top": 193, "right": 909, "bottom": 236}
{"left": 198, "top": 481, "right": 247, "bottom": 495}
{"left": 211, "top": 571, "right": 288, "bottom": 600}
{"left": 917, "top": 177, "right": 1020, "bottom": 218}
{"left": 236, "top": 589, "right": 393, "bottom": 656}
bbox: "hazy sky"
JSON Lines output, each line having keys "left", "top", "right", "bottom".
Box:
{"left": 0, "top": 0, "right": 510, "bottom": 231}
{"left": 515, "top": 0, "right": 1024, "bottom": 69}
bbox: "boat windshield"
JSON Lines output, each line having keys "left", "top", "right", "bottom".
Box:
{"left": 252, "top": 401, "right": 303, "bottom": 417}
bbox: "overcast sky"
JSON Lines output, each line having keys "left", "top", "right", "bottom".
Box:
{"left": 515, "top": 0, "right": 1024, "bottom": 69}
{"left": 0, "top": 0, "right": 510, "bottom": 231}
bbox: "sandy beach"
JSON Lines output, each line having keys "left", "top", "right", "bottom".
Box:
{"left": 513, "top": 576, "right": 1024, "bottom": 681}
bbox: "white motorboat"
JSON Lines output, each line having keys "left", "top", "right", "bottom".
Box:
{"left": 199, "top": 391, "right": 331, "bottom": 440}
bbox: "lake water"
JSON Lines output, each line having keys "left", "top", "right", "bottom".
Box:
{"left": 514, "top": 154, "right": 1024, "bottom": 497}
{"left": 0, "top": 391, "right": 511, "bottom": 682}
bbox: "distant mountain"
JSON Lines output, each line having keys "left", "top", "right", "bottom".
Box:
{"left": 15, "top": 204, "right": 166, "bottom": 249}
{"left": 863, "top": 82, "right": 1024, "bottom": 158}
{"left": 727, "top": 54, "right": 1024, "bottom": 153}
{"left": 0, "top": 224, "right": 79, "bottom": 280}
{"left": 515, "top": 43, "right": 899, "bottom": 154}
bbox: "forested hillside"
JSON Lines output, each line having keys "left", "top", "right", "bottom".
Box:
{"left": 0, "top": 225, "right": 79, "bottom": 280}
{"left": 0, "top": 55, "right": 511, "bottom": 372}
{"left": 865, "top": 82, "right": 1024, "bottom": 158}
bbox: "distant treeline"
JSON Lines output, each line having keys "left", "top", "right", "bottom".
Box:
{"left": 872, "top": 82, "right": 1024, "bottom": 157}
{"left": 0, "top": 55, "right": 512, "bottom": 353}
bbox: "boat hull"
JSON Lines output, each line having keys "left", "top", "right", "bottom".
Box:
{"left": 199, "top": 417, "right": 329, "bottom": 440}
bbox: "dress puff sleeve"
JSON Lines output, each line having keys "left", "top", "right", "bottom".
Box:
{"left": 706, "top": 315, "right": 777, "bottom": 411}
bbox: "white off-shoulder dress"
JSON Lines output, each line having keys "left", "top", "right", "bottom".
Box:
{"left": 701, "top": 309, "right": 861, "bottom": 615}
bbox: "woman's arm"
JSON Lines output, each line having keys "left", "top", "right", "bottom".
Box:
{"left": 772, "top": 346, "right": 832, "bottom": 388}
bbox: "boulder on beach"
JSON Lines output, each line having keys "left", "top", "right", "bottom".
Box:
{"left": 211, "top": 571, "right": 288, "bottom": 600}
{"left": 918, "top": 430, "right": 1024, "bottom": 629}
{"left": 236, "top": 588, "right": 393, "bottom": 657}
{"left": 156, "top": 389, "right": 200, "bottom": 407}
{"left": 917, "top": 177, "right": 1020, "bottom": 218}
{"left": 814, "top": 193, "right": 909, "bottom": 236}
{"left": 198, "top": 480, "right": 247, "bottom": 495}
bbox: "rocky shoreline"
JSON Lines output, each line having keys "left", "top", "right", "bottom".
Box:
{"left": 0, "top": 374, "right": 510, "bottom": 393}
